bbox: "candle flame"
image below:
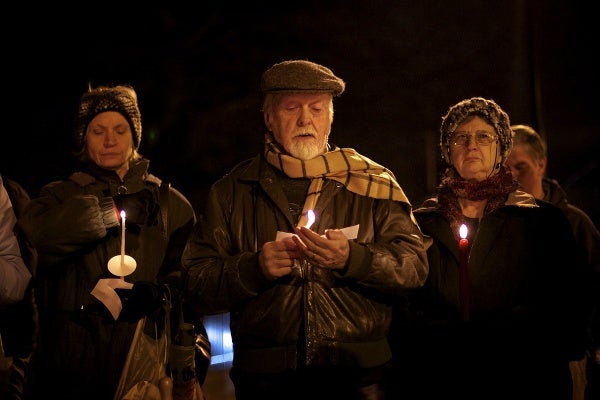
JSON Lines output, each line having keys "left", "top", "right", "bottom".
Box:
{"left": 120, "top": 210, "right": 126, "bottom": 220}
{"left": 305, "top": 209, "right": 316, "bottom": 229}
{"left": 459, "top": 224, "right": 468, "bottom": 240}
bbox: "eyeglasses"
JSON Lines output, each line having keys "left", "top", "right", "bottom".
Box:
{"left": 450, "top": 131, "right": 498, "bottom": 147}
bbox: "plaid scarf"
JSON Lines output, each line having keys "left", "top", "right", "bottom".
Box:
{"left": 264, "top": 133, "right": 410, "bottom": 227}
{"left": 437, "top": 166, "right": 519, "bottom": 239}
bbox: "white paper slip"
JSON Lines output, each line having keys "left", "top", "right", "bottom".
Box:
{"left": 91, "top": 278, "right": 134, "bottom": 320}
{"left": 276, "top": 224, "right": 359, "bottom": 241}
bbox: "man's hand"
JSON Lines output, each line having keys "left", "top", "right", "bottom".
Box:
{"left": 293, "top": 226, "right": 350, "bottom": 270}
{"left": 258, "top": 237, "right": 300, "bottom": 280}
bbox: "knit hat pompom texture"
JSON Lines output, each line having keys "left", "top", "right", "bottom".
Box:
{"left": 75, "top": 85, "right": 142, "bottom": 150}
{"left": 261, "top": 60, "right": 345, "bottom": 96}
{"left": 440, "top": 97, "right": 513, "bottom": 164}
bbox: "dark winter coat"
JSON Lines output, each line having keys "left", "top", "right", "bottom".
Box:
{"left": 389, "top": 190, "right": 591, "bottom": 400}
{"left": 19, "top": 159, "right": 195, "bottom": 400}
{"left": 543, "top": 177, "right": 600, "bottom": 359}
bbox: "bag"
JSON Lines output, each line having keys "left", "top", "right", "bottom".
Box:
{"left": 169, "top": 325, "right": 203, "bottom": 400}
{"left": 120, "top": 181, "right": 208, "bottom": 400}
{"left": 114, "top": 311, "right": 171, "bottom": 400}
{"left": 169, "top": 301, "right": 211, "bottom": 400}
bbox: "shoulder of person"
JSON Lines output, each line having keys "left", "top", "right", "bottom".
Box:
{"left": 68, "top": 171, "right": 96, "bottom": 187}
{"left": 533, "top": 197, "right": 563, "bottom": 213}
{"left": 145, "top": 173, "right": 162, "bottom": 186}
{"left": 415, "top": 196, "right": 438, "bottom": 211}
{"left": 563, "top": 202, "right": 595, "bottom": 223}
{"left": 506, "top": 190, "right": 538, "bottom": 208}
{"left": 213, "top": 156, "right": 261, "bottom": 187}
{"left": 146, "top": 175, "right": 192, "bottom": 207}
{"left": 530, "top": 198, "right": 575, "bottom": 232}
{"left": 232, "top": 155, "right": 260, "bottom": 175}
{"left": 3, "top": 178, "right": 31, "bottom": 214}
{"left": 564, "top": 203, "right": 600, "bottom": 235}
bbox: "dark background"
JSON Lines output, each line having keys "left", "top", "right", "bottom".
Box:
{"left": 4, "top": 1, "right": 599, "bottom": 226}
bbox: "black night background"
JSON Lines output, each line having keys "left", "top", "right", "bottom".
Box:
{"left": 4, "top": 2, "right": 598, "bottom": 226}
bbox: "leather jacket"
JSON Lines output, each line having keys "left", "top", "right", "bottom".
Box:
{"left": 183, "top": 153, "right": 428, "bottom": 372}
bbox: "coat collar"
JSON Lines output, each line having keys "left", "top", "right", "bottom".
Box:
{"left": 415, "top": 189, "right": 538, "bottom": 262}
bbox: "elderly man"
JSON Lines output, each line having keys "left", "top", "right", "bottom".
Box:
{"left": 182, "top": 60, "right": 429, "bottom": 400}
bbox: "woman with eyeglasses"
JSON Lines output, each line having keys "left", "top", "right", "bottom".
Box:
{"left": 388, "top": 97, "right": 592, "bottom": 400}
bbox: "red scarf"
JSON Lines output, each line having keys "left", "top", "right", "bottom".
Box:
{"left": 437, "top": 166, "right": 519, "bottom": 239}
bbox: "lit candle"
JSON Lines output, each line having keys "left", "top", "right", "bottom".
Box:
{"left": 120, "top": 210, "right": 126, "bottom": 267}
{"left": 107, "top": 210, "right": 136, "bottom": 279}
{"left": 458, "top": 223, "right": 469, "bottom": 321}
{"left": 305, "top": 209, "right": 316, "bottom": 230}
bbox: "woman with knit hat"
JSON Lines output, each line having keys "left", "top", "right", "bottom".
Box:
{"left": 389, "top": 97, "right": 591, "bottom": 400}
{"left": 19, "top": 84, "right": 198, "bottom": 399}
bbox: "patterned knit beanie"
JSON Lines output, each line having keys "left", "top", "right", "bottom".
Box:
{"left": 440, "top": 97, "right": 513, "bottom": 164}
{"left": 75, "top": 85, "right": 142, "bottom": 151}
{"left": 261, "top": 60, "right": 345, "bottom": 96}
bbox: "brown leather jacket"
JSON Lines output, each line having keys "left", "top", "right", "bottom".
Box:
{"left": 182, "top": 154, "right": 428, "bottom": 373}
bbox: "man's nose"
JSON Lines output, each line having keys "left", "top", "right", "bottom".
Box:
{"left": 298, "top": 108, "right": 311, "bottom": 126}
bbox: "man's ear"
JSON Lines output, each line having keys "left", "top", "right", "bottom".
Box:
{"left": 539, "top": 157, "right": 547, "bottom": 174}
{"left": 264, "top": 111, "right": 272, "bottom": 131}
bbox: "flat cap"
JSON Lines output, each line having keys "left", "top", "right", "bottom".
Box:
{"left": 261, "top": 60, "right": 345, "bottom": 96}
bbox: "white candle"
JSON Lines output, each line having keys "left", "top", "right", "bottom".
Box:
{"left": 107, "top": 210, "right": 136, "bottom": 279}
{"left": 120, "top": 210, "right": 126, "bottom": 266}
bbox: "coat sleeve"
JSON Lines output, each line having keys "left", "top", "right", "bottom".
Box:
{"left": 182, "top": 176, "right": 273, "bottom": 315}
{"left": 346, "top": 199, "right": 430, "bottom": 294}
{"left": 0, "top": 177, "right": 31, "bottom": 305}
{"left": 19, "top": 181, "right": 119, "bottom": 263}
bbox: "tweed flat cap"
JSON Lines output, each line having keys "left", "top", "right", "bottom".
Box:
{"left": 261, "top": 60, "right": 345, "bottom": 96}
{"left": 75, "top": 85, "right": 142, "bottom": 151}
{"left": 440, "top": 97, "right": 513, "bottom": 164}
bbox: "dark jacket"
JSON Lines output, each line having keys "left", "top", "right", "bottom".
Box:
{"left": 182, "top": 154, "right": 428, "bottom": 373}
{"left": 390, "top": 190, "right": 590, "bottom": 400}
{"left": 0, "top": 178, "right": 37, "bottom": 359}
{"left": 19, "top": 159, "right": 195, "bottom": 400}
{"left": 543, "top": 177, "right": 600, "bottom": 350}
{"left": 543, "top": 177, "right": 600, "bottom": 267}
{"left": 0, "top": 178, "right": 37, "bottom": 400}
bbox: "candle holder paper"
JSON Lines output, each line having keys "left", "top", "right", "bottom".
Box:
{"left": 108, "top": 255, "right": 137, "bottom": 277}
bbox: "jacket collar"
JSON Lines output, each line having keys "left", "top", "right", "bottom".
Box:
{"left": 73, "top": 158, "right": 154, "bottom": 195}
{"left": 415, "top": 189, "right": 538, "bottom": 262}
{"left": 238, "top": 154, "right": 343, "bottom": 228}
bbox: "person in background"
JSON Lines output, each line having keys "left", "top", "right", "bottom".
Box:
{"left": 0, "top": 176, "right": 30, "bottom": 307}
{"left": 0, "top": 177, "right": 38, "bottom": 400}
{"left": 506, "top": 124, "right": 600, "bottom": 400}
{"left": 389, "top": 97, "right": 590, "bottom": 400}
{"left": 182, "top": 59, "right": 429, "bottom": 400}
{"left": 19, "top": 84, "right": 197, "bottom": 400}
{"left": 0, "top": 175, "right": 32, "bottom": 399}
